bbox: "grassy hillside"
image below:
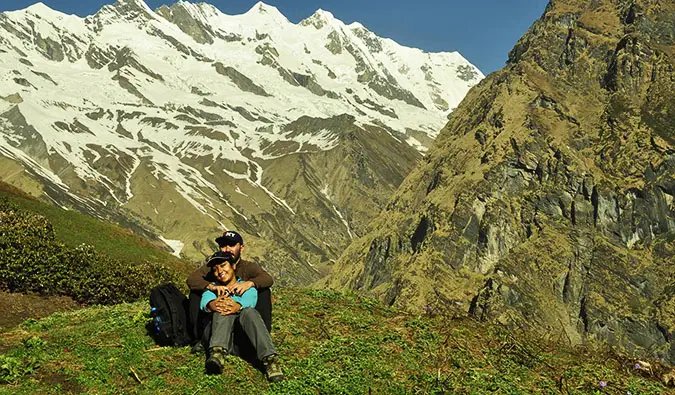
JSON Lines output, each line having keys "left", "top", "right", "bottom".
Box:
{"left": 0, "top": 180, "right": 197, "bottom": 307}
{"left": 0, "top": 288, "right": 670, "bottom": 394}
{"left": 0, "top": 180, "right": 193, "bottom": 283}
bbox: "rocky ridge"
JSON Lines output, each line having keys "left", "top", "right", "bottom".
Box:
{"left": 325, "top": 0, "right": 675, "bottom": 363}
{"left": 0, "top": 0, "right": 482, "bottom": 283}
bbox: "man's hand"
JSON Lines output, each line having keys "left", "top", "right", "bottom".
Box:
{"left": 230, "top": 280, "right": 255, "bottom": 295}
{"left": 209, "top": 297, "right": 242, "bottom": 315}
{"left": 206, "top": 283, "right": 231, "bottom": 297}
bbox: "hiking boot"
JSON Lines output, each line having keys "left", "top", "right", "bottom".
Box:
{"left": 190, "top": 342, "right": 205, "bottom": 355}
{"left": 262, "top": 354, "right": 284, "bottom": 383}
{"left": 205, "top": 347, "right": 227, "bottom": 375}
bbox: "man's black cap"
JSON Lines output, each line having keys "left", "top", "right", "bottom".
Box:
{"left": 207, "top": 251, "right": 236, "bottom": 266}
{"left": 215, "top": 230, "right": 244, "bottom": 247}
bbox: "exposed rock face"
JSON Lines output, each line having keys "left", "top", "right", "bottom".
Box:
{"left": 325, "top": 0, "right": 675, "bottom": 363}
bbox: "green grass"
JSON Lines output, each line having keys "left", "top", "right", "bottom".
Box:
{"left": 0, "top": 181, "right": 191, "bottom": 277}
{"left": 0, "top": 288, "right": 669, "bottom": 394}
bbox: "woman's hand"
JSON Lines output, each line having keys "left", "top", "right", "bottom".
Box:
{"left": 206, "top": 283, "right": 231, "bottom": 297}
{"left": 210, "top": 296, "right": 242, "bottom": 315}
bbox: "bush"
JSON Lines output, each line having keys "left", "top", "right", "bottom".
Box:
{"left": 0, "top": 198, "right": 179, "bottom": 305}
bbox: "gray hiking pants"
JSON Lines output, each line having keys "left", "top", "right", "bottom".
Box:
{"left": 209, "top": 308, "right": 276, "bottom": 360}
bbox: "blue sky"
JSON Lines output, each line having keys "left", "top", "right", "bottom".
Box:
{"left": 0, "top": 0, "right": 547, "bottom": 75}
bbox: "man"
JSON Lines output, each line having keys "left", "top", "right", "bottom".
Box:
{"left": 186, "top": 231, "right": 274, "bottom": 352}
{"left": 201, "top": 251, "right": 283, "bottom": 382}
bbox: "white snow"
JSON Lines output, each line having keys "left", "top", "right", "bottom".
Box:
{"left": 333, "top": 204, "right": 353, "bottom": 239}
{"left": 159, "top": 236, "right": 184, "bottom": 257}
{"left": 319, "top": 184, "right": 352, "bottom": 238}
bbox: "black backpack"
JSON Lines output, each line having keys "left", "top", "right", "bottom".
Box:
{"left": 149, "top": 283, "right": 191, "bottom": 347}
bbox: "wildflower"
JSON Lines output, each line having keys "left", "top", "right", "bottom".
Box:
{"left": 599, "top": 380, "right": 607, "bottom": 387}
{"left": 634, "top": 363, "right": 641, "bottom": 369}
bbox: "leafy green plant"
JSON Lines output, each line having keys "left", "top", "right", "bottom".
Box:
{"left": 0, "top": 355, "right": 23, "bottom": 384}
{"left": 0, "top": 355, "right": 39, "bottom": 384}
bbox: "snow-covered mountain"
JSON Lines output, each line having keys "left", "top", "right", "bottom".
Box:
{"left": 0, "top": 0, "right": 482, "bottom": 283}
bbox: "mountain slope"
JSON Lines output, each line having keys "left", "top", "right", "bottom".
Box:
{"left": 0, "top": 179, "right": 186, "bottom": 272}
{"left": 325, "top": 0, "right": 675, "bottom": 363}
{"left": 0, "top": 0, "right": 482, "bottom": 282}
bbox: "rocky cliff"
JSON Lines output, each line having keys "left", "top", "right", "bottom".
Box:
{"left": 325, "top": 0, "right": 675, "bottom": 363}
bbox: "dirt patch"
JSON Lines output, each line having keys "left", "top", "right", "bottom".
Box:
{"left": 0, "top": 291, "right": 82, "bottom": 331}
{"left": 39, "top": 372, "right": 85, "bottom": 393}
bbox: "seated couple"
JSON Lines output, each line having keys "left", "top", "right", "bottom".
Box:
{"left": 186, "top": 230, "right": 283, "bottom": 382}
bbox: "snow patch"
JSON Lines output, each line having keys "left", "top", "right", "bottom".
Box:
{"left": 159, "top": 236, "right": 184, "bottom": 258}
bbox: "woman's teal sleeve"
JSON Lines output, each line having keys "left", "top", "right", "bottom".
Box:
{"left": 238, "top": 287, "right": 258, "bottom": 309}
{"left": 201, "top": 290, "right": 217, "bottom": 312}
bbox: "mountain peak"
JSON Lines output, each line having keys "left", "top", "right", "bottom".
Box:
{"left": 300, "top": 8, "right": 344, "bottom": 29}
{"left": 101, "top": 0, "right": 156, "bottom": 20}
{"left": 24, "top": 2, "right": 54, "bottom": 14}
{"left": 18, "top": 1, "right": 77, "bottom": 20}
{"left": 156, "top": 0, "right": 220, "bottom": 27}
{"left": 313, "top": 9, "right": 336, "bottom": 21}
{"left": 348, "top": 21, "right": 366, "bottom": 31}
{"left": 114, "top": 0, "right": 152, "bottom": 9}
{"left": 244, "top": 1, "right": 288, "bottom": 22}
{"left": 8, "top": 1, "right": 83, "bottom": 31}
{"left": 171, "top": 1, "right": 220, "bottom": 18}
